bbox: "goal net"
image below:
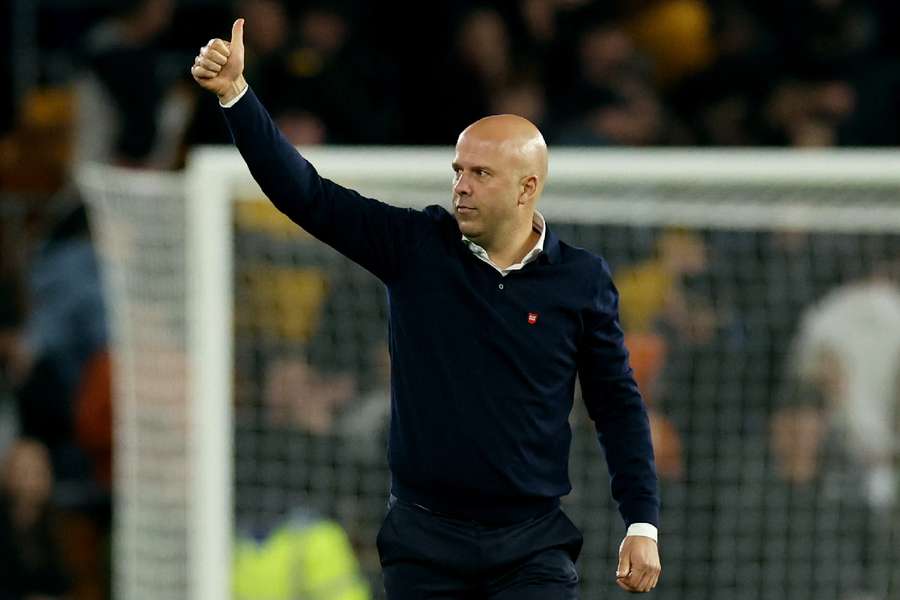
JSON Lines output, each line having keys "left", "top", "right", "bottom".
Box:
{"left": 78, "top": 148, "right": 900, "bottom": 600}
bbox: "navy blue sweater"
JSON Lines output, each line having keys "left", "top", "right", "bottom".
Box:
{"left": 223, "top": 88, "right": 659, "bottom": 528}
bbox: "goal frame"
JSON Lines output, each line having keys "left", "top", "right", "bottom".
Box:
{"left": 143, "top": 146, "right": 900, "bottom": 600}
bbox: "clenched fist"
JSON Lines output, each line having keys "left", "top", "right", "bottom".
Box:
{"left": 191, "top": 18, "right": 247, "bottom": 105}
{"left": 616, "top": 535, "right": 661, "bottom": 593}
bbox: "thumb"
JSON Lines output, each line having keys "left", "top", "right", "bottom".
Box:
{"left": 616, "top": 540, "right": 631, "bottom": 578}
{"left": 231, "top": 18, "right": 245, "bottom": 50}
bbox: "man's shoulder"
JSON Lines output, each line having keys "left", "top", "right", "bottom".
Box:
{"left": 421, "top": 204, "right": 453, "bottom": 223}
{"left": 380, "top": 204, "right": 458, "bottom": 255}
{"left": 414, "top": 204, "right": 458, "bottom": 238}
{"left": 549, "top": 239, "right": 618, "bottom": 305}
{"left": 551, "top": 240, "right": 620, "bottom": 316}
{"left": 555, "top": 238, "right": 612, "bottom": 277}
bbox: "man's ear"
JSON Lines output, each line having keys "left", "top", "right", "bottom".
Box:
{"left": 518, "top": 175, "right": 538, "bottom": 206}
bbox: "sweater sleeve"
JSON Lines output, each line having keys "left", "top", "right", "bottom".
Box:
{"left": 577, "top": 259, "right": 660, "bottom": 529}
{"left": 221, "top": 87, "right": 419, "bottom": 283}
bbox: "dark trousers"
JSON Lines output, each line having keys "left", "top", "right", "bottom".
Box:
{"left": 376, "top": 497, "right": 584, "bottom": 599}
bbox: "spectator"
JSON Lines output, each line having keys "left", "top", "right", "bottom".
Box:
{"left": 0, "top": 439, "right": 70, "bottom": 600}
{"left": 778, "top": 277, "right": 900, "bottom": 509}
{"left": 10, "top": 202, "right": 106, "bottom": 486}
{"left": 233, "top": 508, "right": 370, "bottom": 600}
{"left": 76, "top": 0, "right": 191, "bottom": 168}
{"left": 10, "top": 0, "right": 900, "bottom": 147}
{"left": 236, "top": 1, "right": 398, "bottom": 145}
{"left": 262, "top": 357, "right": 356, "bottom": 433}
{"left": 616, "top": 229, "right": 709, "bottom": 334}
{"left": 553, "top": 21, "right": 665, "bottom": 145}
{"left": 763, "top": 79, "right": 857, "bottom": 147}
{"left": 491, "top": 78, "right": 548, "bottom": 131}
{"left": 765, "top": 0, "right": 887, "bottom": 146}
{"left": 426, "top": 7, "right": 520, "bottom": 142}
{"left": 763, "top": 273, "right": 900, "bottom": 600}
{"left": 668, "top": 1, "right": 778, "bottom": 145}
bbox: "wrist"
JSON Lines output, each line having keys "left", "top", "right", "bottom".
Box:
{"left": 218, "top": 75, "right": 247, "bottom": 106}
{"left": 625, "top": 522, "right": 658, "bottom": 543}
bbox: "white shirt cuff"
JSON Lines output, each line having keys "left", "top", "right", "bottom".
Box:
{"left": 626, "top": 522, "right": 658, "bottom": 543}
{"left": 219, "top": 84, "right": 249, "bottom": 108}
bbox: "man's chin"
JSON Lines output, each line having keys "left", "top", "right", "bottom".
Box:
{"left": 454, "top": 215, "right": 479, "bottom": 236}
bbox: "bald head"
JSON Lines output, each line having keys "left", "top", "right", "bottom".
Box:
{"left": 458, "top": 114, "right": 548, "bottom": 184}
{"left": 451, "top": 114, "right": 549, "bottom": 254}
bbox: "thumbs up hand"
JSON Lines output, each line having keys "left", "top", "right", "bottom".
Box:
{"left": 192, "top": 18, "right": 247, "bottom": 105}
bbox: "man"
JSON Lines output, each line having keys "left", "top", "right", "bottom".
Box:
{"left": 192, "top": 19, "right": 661, "bottom": 597}
{"left": 77, "top": 0, "right": 185, "bottom": 167}
{"left": 789, "top": 276, "right": 900, "bottom": 508}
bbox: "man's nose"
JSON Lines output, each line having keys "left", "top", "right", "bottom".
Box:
{"left": 454, "top": 173, "right": 471, "bottom": 196}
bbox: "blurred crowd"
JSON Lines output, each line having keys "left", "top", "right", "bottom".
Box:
{"left": 3, "top": 0, "right": 900, "bottom": 181}
{"left": 1, "top": 0, "right": 900, "bottom": 599}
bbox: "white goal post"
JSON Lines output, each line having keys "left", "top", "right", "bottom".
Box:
{"left": 78, "top": 148, "right": 900, "bottom": 600}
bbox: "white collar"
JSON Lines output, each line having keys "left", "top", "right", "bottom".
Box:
{"left": 462, "top": 211, "right": 546, "bottom": 276}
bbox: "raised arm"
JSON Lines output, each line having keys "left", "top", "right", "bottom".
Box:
{"left": 191, "top": 19, "right": 419, "bottom": 283}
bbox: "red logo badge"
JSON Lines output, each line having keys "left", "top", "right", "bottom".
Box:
{"left": 527, "top": 312, "right": 539, "bottom": 325}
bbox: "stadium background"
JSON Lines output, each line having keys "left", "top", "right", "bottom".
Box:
{"left": 1, "top": 1, "right": 899, "bottom": 599}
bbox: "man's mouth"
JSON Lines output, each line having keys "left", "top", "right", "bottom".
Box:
{"left": 456, "top": 205, "right": 477, "bottom": 214}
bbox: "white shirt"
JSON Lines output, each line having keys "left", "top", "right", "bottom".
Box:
{"left": 462, "top": 212, "right": 547, "bottom": 276}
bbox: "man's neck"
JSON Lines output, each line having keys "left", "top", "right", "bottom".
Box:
{"left": 482, "top": 217, "right": 539, "bottom": 269}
